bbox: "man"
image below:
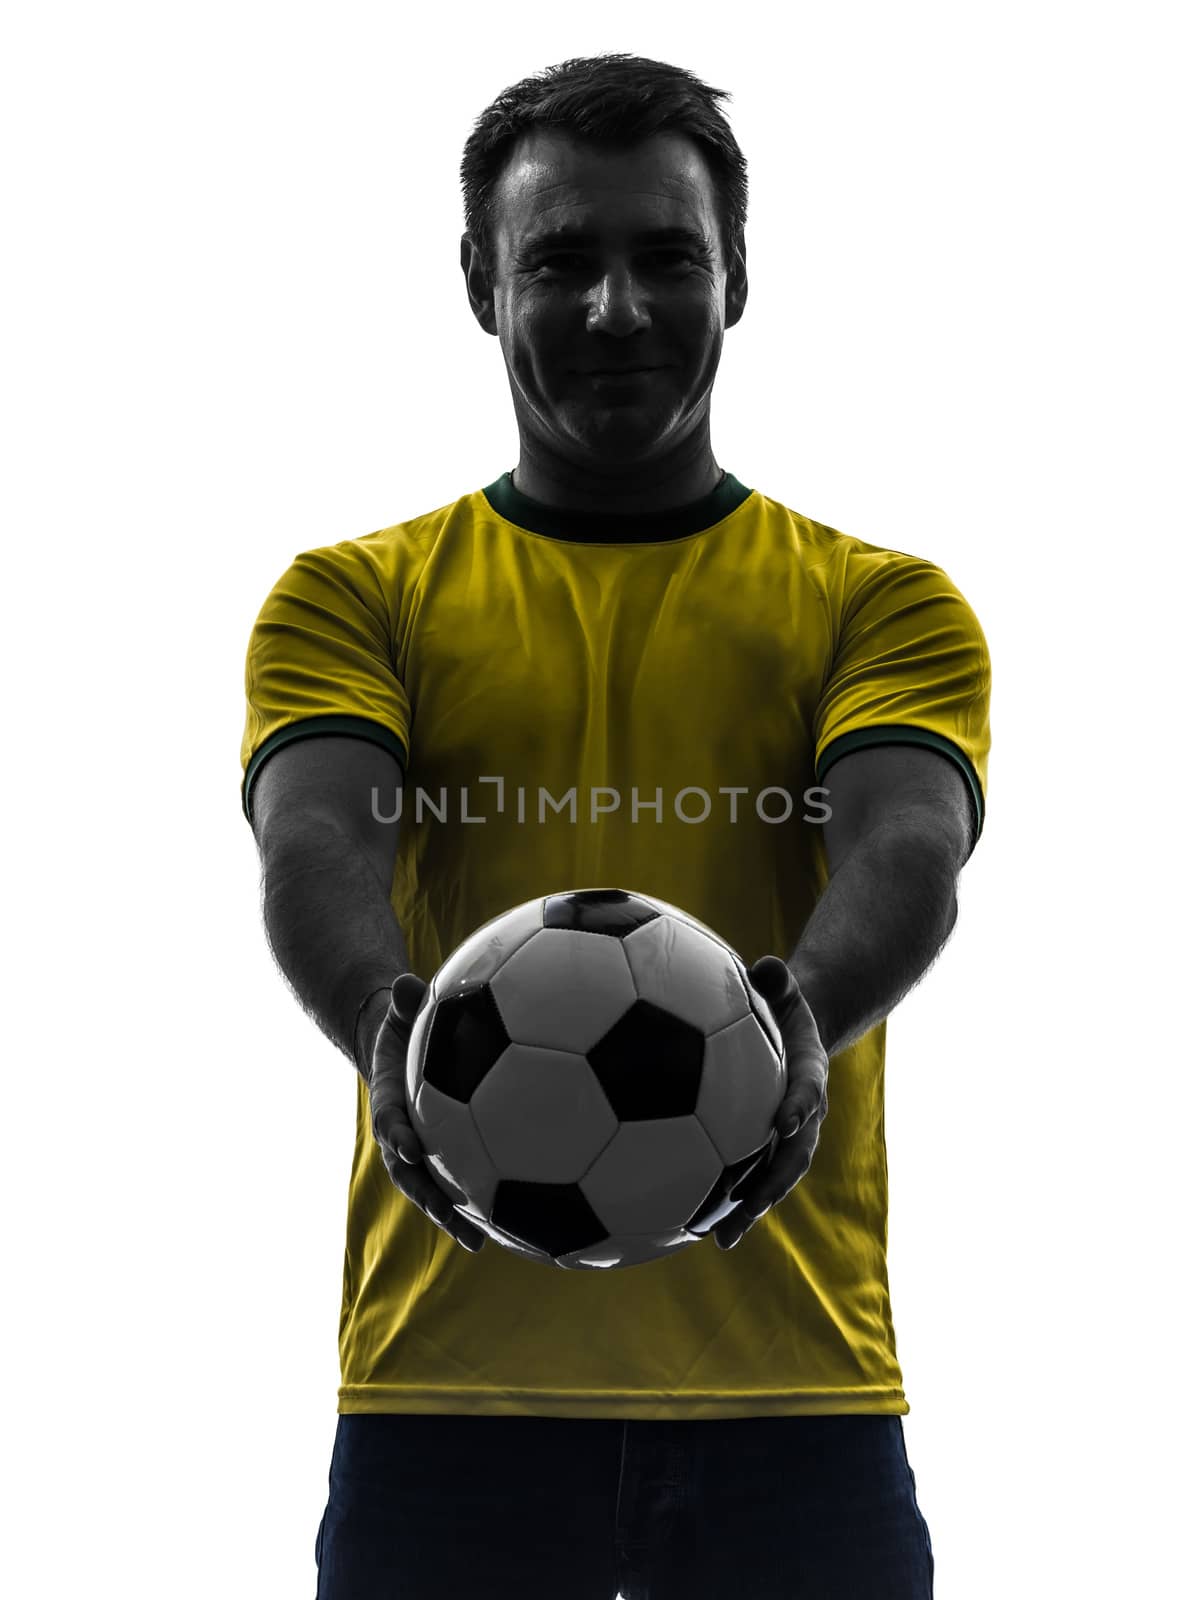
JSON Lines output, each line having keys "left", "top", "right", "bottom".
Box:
{"left": 240, "top": 52, "right": 989, "bottom": 1600}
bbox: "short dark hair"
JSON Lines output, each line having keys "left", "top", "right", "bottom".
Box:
{"left": 459, "top": 53, "right": 749, "bottom": 280}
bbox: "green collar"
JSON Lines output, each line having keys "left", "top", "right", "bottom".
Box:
{"left": 481, "top": 468, "right": 753, "bottom": 544}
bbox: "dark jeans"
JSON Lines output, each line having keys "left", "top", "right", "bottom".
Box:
{"left": 314, "top": 1411, "right": 935, "bottom": 1598}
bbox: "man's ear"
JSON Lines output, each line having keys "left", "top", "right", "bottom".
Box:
{"left": 461, "top": 231, "right": 499, "bottom": 336}
{"left": 725, "top": 232, "right": 748, "bottom": 330}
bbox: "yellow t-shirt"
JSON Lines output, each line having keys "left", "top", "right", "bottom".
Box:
{"left": 240, "top": 469, "right": 991, "bottom": 1419}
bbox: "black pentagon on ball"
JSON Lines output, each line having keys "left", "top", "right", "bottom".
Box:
{"left": 423, "top": 983, "right": 510, "bottom": 1102}
{"left": 490, "top": 1179, "right": 609, "bottom": 1258}
{"left": 684, "top": 1140, "right": 774, "bottom": 1235}
{"left": 588, "top": 998, "right": 706, "bottom": 1119}
{"left": 543, "top": 887, "right": 661, "bottom": 937}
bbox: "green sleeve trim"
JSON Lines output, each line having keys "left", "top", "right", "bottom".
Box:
{"left": 815, "top": 725, "right": 985, "bottom": 850}
{"left": 241, "top": 715, "right": 408, "bottom": 826}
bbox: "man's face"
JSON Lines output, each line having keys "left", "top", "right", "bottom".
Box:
{"left": 466, "top": 128, "right": 746, "bottom": 470}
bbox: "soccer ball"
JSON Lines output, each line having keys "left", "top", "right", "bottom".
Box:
{"left": 404, "top": 887, "right": 786, "bottom": 1269}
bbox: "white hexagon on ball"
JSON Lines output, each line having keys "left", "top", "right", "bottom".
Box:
{"left": 431, "top": 896, "right": 545, "bottom": 1000}
{"left": 409, "top": 1078, "right": 501, "bottom": 1217}
{"left": 696, "top": 1013, "right": 786, "bottom": 1164}
{"left": 470, "top": 1044, "right": 618, "bottom": 1182}
{"left": 490, "top": 927, "right": 638, "bottom": 1053}
{"left": 622, "top": 915, "right": 751, "bottom": 1035}
{"left": 580, "top": 1118, "right": 723, "bottom": 1235}
{"left": 639, "top": 895, "right": 727, "bottom": 948}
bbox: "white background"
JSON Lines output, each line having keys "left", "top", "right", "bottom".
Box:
{"left": 3, "top": 2, "right": 1191, "bottom": 1595}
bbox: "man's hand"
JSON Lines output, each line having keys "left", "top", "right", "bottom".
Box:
{"left": 713, "top": 955, "right": 829, "bottom": 1250}
{"left": 368, "top": 973, "right": 487, "bottom": 1252}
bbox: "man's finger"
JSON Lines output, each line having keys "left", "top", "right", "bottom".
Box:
{"left": 388, "top": 973, "right": 428, "bottom": 1019}
{"left": 754, "top": 1112, "right": 821, "bottom": 1206}
{"left": 374, "top": 994, "right": 419, "bottom": 1076}
{"left": 381, "top": 1006, "right": 414, "bottom": 1043}
{"left": 379, "top": 1145, "right": 442, "bottom": 1213}
{"left": 377, "top": 1148, "right": 487, "bottom": 1252}
{"left": 375, "top": 1115, "right": 422, "bottom": 1163}
{"left": 713, "top": 1114, "right": 821, "bottom": 1248}
{"left": 777, "top": 1086, "right": 824, "bottom": 1137}
{"left": 747, "top": 955, "right": 800, "bottom": 1017}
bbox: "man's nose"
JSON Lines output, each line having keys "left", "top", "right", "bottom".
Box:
{"left": 585, "top": 267, "right": 652, "bottom": 335}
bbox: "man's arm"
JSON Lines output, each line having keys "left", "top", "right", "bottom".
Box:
{"left": 791, "top": 744, "right": 977, "bottom": 1057}
{"left": 249, "top": 735, "right": 409, "bottom": 1081}
{"left": 712, "top": 742, "right": 977, "bottom": 1249}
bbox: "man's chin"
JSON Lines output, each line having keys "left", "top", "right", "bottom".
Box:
{"left": 562, "top": 417, "right": 674, "bottom": 462}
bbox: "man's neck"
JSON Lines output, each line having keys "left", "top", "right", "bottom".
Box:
{"left": 511, "top": 452, "right": 725, "bottom": 517}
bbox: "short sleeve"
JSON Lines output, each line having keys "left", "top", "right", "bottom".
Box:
{"left": 239, "top": 542, "right": 411, "bottom": 826}
{"left": 813, "top": 551, "right": 992, "bottom": 848}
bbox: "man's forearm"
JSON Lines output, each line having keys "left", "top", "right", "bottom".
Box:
{"left": 788, "top": 817, "right": 960, "bottom": 1059}
{"left": 260, "top": 818, "right": 410, "bottom": 1081}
